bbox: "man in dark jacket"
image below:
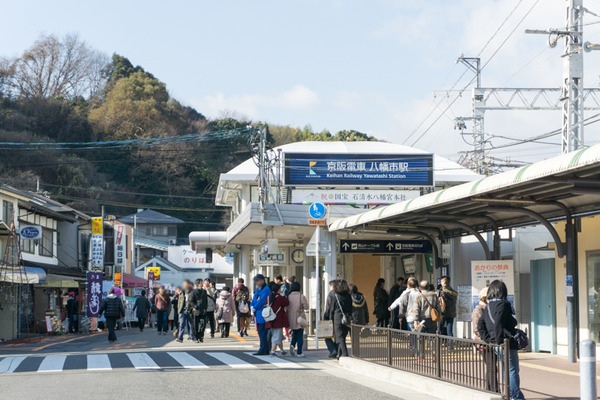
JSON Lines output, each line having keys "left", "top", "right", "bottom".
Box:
{"left": 188, "top": 279, "right": 208, "bottom": 343}
{"left": 132, "top": 289, "right": 151, "bottom": 332}
{"left": 388, "top": 277, "right": 406, "bottom": 329}
{"left": 99, "top": 288, "right": 125, "bottom": 343}
{"left": 176, "top": 280, "right": 194, "bottom": 343}
{"left": 66, "top": 292, "right": 78, "bottom": 334}
{"left": 437, "top": 276, "right": 458, "bottom": 338}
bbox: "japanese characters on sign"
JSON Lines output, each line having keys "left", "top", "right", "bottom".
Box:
{"left": 91, "top": 217, "right": 103, "bottom": 271}
{"left": 339, "top": 239, "right": 431, "bottom": 254}
{"left": 146, "top": 266, "right": 160, "bottom": 281}
{"left": 284, "top": 153, "right": 434, "bottom": 187}
{"left": 86, "top": 271, "right": 103, "bottom": 318}
{"left": 471, "top": 260, "right": 515, "bottom": 310}
{"left": 292, "top": 189, "right": 420, "bottom": 205}
{"left": 114, "top": 224, "right": 125, "bottom": 267}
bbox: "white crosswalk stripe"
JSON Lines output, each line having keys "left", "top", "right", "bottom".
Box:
{"left": 0, "top": 356, "right": 26, "bottom": 373}
{"left": 126, "top": 352, "right": 160, "bottom": 369}
{"left": 167, "top": 352, "right": 207, "bottom": 369}
{"left": 244, "top": 352, "right": 306, "bottom": 369}
{"left": 37, "top": 355, "right": 66, "bottom": 372}
{"left": 206, "top": 352, "right": 256, "bottom": 369}
{"left": 0, "top": 351, "right": 307, "bottom": 373}
{"left": 87, "top": 354, "right": 112, "bottom": 371}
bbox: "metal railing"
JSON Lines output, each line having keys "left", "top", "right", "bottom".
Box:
{"left": 350, "top": 325, "right": 510, "bottom": 399}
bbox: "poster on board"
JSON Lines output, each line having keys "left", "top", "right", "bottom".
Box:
{"left": 457, "top": 284, "right": 473, "bottom": 322}
{"left": 471, "top": 260, "right": 515, "bottom": 310}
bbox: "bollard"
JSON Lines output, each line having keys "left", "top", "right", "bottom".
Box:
{"left": 580, "top": 340, "right": 596, "bottom": 400}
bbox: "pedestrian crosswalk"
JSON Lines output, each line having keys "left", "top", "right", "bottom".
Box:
{"left": 0, "top": 351, "right": 308, "bottom": 374}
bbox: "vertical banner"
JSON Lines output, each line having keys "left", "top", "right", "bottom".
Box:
{"left": 147, "top": 271, "right": 155, "bottom": 300}
{"left": 91, "top": 217, "right": 104, "bottom": 271}
{"left": 471, "top": 260, "right": 515, "bottom": 310}
{"left": 86, "top": 271, "right": 103, "bottom": 318}
{"left": 114, "top": 224, "right": 125, "bottom": 268}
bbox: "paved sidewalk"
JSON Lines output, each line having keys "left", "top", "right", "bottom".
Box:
{"left": 518, "top": 352, "right": 597, "bottom": 400}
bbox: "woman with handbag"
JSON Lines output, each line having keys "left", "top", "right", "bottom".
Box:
{"left": 265, "top": 283, "right": 290, "bottom": 356}
{"left": 215, "top": 287, "right": 236, "bottom": 338}
{"left": 477, "top": 280, "right": 526, "bottom": 400}
{"left": 324, "top": 280, "right": 353, "bottom": 359}
{"left": 287, "top": 282, "right": 309, "bottom": 357}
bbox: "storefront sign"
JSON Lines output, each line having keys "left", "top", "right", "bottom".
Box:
{"left": 292, "top": 189, "right": 420, "bottom": 205}
{"left": 114, "top": 272, "right": 122, "bottom": 288}
{"left": 91, "top": 217, "right": 103, "bottom": 271}
{"left": 284, "top": 152, "right": 434, "bottom": 187}
{"left": 167, "top": 246, "right": 233, "bottom": 270}
{"left": 19, "top": 225, "right": 42, "bottom": 240}
{"left": 86, "top": 271, "right": 103, "bottom": 318}
{"left": 146, "top": 267, "right": 160, "bottom": 281}
{"left": 147, "top": 271, "right": 155, "bottom": 299}
{"left": 339, "top": 239, "right": 431, "bottom": 254}
{"left": 114, "top": 224, "right": 125, "bottom": 267}
{"left": 471, "top": 260, "right": 515, "bottom": 310}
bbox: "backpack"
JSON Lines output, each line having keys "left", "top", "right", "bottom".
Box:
{"left": 235, "top": 289, "right": 246, "bottom": 303}
{"left": 239, "top": 300, "right": 250, "bottom": 314}
{"left": 261, "top": 297, "right": 280, "bottom": 322}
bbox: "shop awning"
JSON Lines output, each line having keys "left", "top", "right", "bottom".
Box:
{"left": 0, "top": 267, "right": 47, "bottom": 284}
{"left": 38, "top": 273, "right": 83, "bottom": 288}
{"left": 122, "top": 274, "right": 148, "bottom": 288}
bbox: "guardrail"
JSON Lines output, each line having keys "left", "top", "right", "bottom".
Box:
{"left": 350, "top": 324, "right": 510, "bottom": 399}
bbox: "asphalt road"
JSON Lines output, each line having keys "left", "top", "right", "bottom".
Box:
{"left": 0, "top": 329, "right": 438, "bottom": 400}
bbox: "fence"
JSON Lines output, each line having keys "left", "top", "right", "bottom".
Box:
{"left": 350, "top": 325, "right": 510, "bottom": 399}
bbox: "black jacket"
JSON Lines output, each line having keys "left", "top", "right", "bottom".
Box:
{"left": 388, "top": 284, "right": 406, "bottom": 306}
{"left": 187, "top": 288, "right": 208, "bottom": 316}
{"left": 374, "top": 287, "right": 390, "bottom": 319}
{"left": 100, "top": 295, "right": 125, "bottom": 319}
{"left": 324, "top": 291, "right": 353, "bottom": 343}
{"left": 477, "top": 299, "right": 518, "bottom": 349}
{"left": 66, "top": 297, "right": 78, "bottom": 317}
{"left": 438, "top": 286, "right": 458, "bottom": 318}
{"left": 351, "top": 292, "right": 369, "bottom": 325}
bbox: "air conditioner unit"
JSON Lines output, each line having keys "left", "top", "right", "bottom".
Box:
{"left": 169, "top": 239, "right": 177, "bottom": 245}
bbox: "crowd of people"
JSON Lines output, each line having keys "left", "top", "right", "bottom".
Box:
{"left": 97, "top": 273, "right": 523, "bottom": 399}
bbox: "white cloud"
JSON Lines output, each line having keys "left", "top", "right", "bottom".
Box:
{"left": 192, "top": 85, "right": 319, "bottom": 120}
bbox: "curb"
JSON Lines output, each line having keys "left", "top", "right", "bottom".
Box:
{"left": 339, "top": 357, "right": 503, "bottom": 400}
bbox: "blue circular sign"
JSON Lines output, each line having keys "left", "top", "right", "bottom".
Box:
{"left": 308, "top": 202, "right": 326, "bottom": 219}
{"left": 20, "top": 226, "right": 41, "bottom": 239}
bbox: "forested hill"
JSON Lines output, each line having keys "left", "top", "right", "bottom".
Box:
{"left": 0, "top": 34, "right": 377, "bottom": 233}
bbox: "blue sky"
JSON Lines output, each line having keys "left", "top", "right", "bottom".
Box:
{"left": 2, "top": 0, "right": 600, "bottom": 163}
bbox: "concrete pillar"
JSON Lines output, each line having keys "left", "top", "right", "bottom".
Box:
{"left": 324, "top": 231, "right": 337, "bottom": 284}
{"left": 239, "top": 246, "right": 250, "bottom": 284}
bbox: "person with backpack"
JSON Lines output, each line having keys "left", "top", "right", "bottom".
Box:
{"left": 349, "top": 284, "right": 369, "bottom": 325}
{"left": 477, "top": 280, "right": 526, "bottom": 400}
{"left": 132, "top": 289, "right": 152, "bottom": 332}
{"left": 250, "top": 274, "right": 271, "bottom": 355}
{"left": 237, "top": 292, "right": 251, "bottom": 337}
{"left": 437, "top": 276, "right": 458, "bottom": 339}
{"left": 188, "top": 279, "right": 208, "bottom": 343}
{"left": 324, "top": 279, "right": 352, "bottom": 359}
{"left": 99, "top": 288, "right": 125, "bottom": 343}
{"left": 232, "top": 278, "right": 249, "bottom": 305}
{"left": 266, "top": 283, "right": 290, "bottom": 356}
{"left": 287, "top": 281, "right": 308, "bottom": 357}
{"left": 216, "top": 286, "right": 236, "bottom": 338}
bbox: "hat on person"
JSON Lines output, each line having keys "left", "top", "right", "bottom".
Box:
{"left": 68, "top": 292, "right": 74, "bottom": 297}
{"left": 478, "top": 287, "right": 489, "bottom": 301}
{"left": 253, "top": 274, "right": 265, "bottom": 281}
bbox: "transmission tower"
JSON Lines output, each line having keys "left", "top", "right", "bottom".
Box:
{"left": 451, "top": 0, "right": 600, "bottom": 174}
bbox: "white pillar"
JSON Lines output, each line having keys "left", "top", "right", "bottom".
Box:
{"left": 324, "top": 231, "right": 337, "bottom": 284}
{"left": 239, "top": 245, "right": 250, "bottom": 283}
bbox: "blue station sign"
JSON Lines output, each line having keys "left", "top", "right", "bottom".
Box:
{"left": 339, "top": 239, "right": 431, "bottom": 254}
{"left": 284, "top": 153, "right": 434, "bottom": 187}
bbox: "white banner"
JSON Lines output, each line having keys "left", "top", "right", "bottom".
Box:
{"left": 91, "top": 234, "right": 103, "bottom": 271}
{"left": 291, "top": 189, "right": 420, "bottom": 205}
{"left": 114, "top": 225, "right": 126, "bottom": 267}
{"left": 471, "top": 260, "right": 515, "bottom": 310}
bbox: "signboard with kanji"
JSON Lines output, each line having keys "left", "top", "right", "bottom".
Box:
{"left": 86, "top": 271, "right": 103, "bottom": 318}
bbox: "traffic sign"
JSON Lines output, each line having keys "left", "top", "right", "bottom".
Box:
{"left": 309, "top": 219, "right": 326, "bottom": 226}
{"left": 339, "top": 239, "right": 431, "bottom": 254}
{"left": 308, "top": 202, "right": 326, "bottom": 219}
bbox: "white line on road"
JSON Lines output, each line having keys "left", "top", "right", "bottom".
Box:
{"left": 206, "top": 352, "right": 256, "bottom": 369}
{"left": 126, "top": 353, "right": 160, "bottom": 369}
{"left": 87, "top": 354, "right": 111, "bottom": 371}
{"left": 245, "top": 352, "right": 305, "bottom": 369}
{"left": 37, "top": 355, "right": 66, "bottom": 372}
{"left": 167, "top": 352, "right": 208, "bottom": 369}
{"left": 0, "top": 356, "right": 26, "bottom": 373}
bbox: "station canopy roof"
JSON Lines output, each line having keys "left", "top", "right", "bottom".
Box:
{"left": 216, "top": 141, "right": 481, "bottom": 207}
{"left": 329, "top": 144, "right": 600, "bottom": 240}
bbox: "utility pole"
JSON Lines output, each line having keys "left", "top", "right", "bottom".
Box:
{"left": 255, "top": 126, "right": 284, "bottom": 225}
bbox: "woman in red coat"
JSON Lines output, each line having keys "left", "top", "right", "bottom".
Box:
{"left": 266, "top": 283, "right": 289, "bottom": 356}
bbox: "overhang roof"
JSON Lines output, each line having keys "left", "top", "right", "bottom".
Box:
{"left": 118, "top": 209, "right": 184, "bottom": 225}
{"left": 329, "top": 144, "right": 600, "bottom": 237}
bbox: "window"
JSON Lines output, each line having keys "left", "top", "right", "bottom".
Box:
{"left": 2, "top": 200, "right": 13, "bottom": 223}
{"left": 167, "top": 227, "right": 177, "bottom": 237}
{"left": 21, "top": 238, "right": 35, "bottom": 254}
{"left": 40, "top": 228, "right": 54, "bottom": 257}
{"left": 152, "top": 226, "right": 168, "bottom": 236}
{"left": 145, "top": 227, "right": 151, "bottom": 236}
{"left": 587, "top": 251, "right": 600, "bottom": 343}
